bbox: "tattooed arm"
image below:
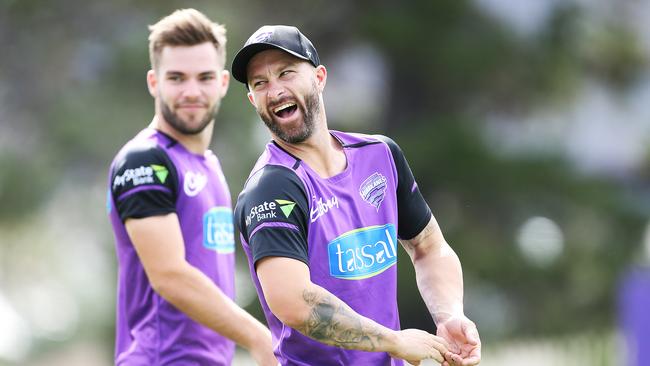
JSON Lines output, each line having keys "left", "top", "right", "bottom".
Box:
{"left": 256, "top": 256, "right": 449, "bottom": 364}
{"left": 400, "top": 216, "right": 481, "bottom": 366}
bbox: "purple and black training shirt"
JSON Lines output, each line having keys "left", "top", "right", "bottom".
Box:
{"left": 235, "top": 130, "right": 432, "bottom": 366}
{"left": 107, "top": 128, "right": 236, "bottom": 365}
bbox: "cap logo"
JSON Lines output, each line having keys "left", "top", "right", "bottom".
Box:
{"left": 306, "top": 50, "right": 312, "bottom": 58}
{"left": 251, "top": 31, "right": 273, "bottom": 44}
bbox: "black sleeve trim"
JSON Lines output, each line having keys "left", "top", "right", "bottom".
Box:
{"left": 110, "top": 142, "right": 178, "bottom": 222}
{"left": 234, "top": 165, "right": 310, "bottom": 265}
{"left": 375, "top": 135, "right": 432, "bottom": 240}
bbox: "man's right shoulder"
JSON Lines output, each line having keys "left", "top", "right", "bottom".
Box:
{"left": 110, "top": 138, "right": 176, "bottom": 193}
{"left": 235, "top": 164, "right": 308, "bottom": 233}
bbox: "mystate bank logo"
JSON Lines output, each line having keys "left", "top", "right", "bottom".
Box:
{"left": 327, "top": 224, "right": 397, "bottom": 280}
{"left": 203, "top": 207, "right": 235, "bottom": 253}
{"left": 245, "top": 199, "right": 296, "bottom": 226}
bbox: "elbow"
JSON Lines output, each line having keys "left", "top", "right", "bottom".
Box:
{"left": 148, "top": 269, "right": 183, "bottom": 300}
{"left": 266, "top": 294, "right": 307, "bottom": 329}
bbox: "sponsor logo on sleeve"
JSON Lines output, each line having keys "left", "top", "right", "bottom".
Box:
{"left": 359, "top": 172, "right": 387, "bottom": 211}
{"left": 245, "top": 199, "right": 296, "bottom": 226}
{"left": 184, "top": 171, "right": 207, "bottom": 197}
{"left": 151, "top": 164, "right": 168, "bottom": 183}
{"left": 113, "top": 164, "right": 168, "bottom": 189}
{"left": 310, "top": 195, "right": 339, "bottom": 223}
{"left": 327, "top": 224, "right": 397, "bottom": 280}
{"left": 203, "top": 207, "right": 235, "bottom": 253}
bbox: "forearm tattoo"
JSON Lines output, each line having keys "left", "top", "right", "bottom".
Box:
{"left": 297, "top": 289, "right": 385, "bottom": 351}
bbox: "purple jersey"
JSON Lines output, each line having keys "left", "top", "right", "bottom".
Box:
{"left": 107, "top": 128, "right": 236, "bottom": 365}
{"left": 235, "top": 131, "right": 432, "bottom": 365}
{"left": 618, "top": 267, "right": 650, "bottom": 366}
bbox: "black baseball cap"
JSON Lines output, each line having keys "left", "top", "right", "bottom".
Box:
{"left": 231, "top": 25, "right": 320, "bottom": 84}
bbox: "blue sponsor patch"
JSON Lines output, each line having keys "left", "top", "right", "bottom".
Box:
{"left": 106, "top": 188, "right": 112, "bottom": 214}
{"left": 327, "top": 224, "right": 397, "bottom": 280}
{"left": 203, "top": 207, "right": 235, "bottom": 253}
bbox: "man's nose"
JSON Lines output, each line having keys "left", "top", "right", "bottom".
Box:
{"left": 266, "top": 79, "right": 286, "bottom": 100}
{"left": 182, "top": 79, "right": 202, "bottom": 98}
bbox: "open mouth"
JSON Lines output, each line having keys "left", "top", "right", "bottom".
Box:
{"left": 272, "top": 102, "right": 298, "bottom": 119}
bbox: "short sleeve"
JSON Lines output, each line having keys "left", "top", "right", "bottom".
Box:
{"left": 377, "top": 136, "right": 432, "bottom": 240}
{"left": 234, "top": 165, "right": 309, "bottom": 266}
{"left": 110, "top": 143, "right": 178, "bottom": 222}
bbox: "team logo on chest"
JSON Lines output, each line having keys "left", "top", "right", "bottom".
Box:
{"left": 359, "top": 172, "right": 387, "bottom": 211}
{"left": 184, "top": 171, "right": 207, "bottom": 197}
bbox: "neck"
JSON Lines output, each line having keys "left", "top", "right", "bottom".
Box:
{"left": 150, "top": 115, "right": 213, "bottom": 155}
{"left": 273, "top": 119, "right": 346, "bottom": 178}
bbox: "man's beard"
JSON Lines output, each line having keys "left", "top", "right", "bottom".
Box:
{"left": 160, "top": 98, "right": 219, "bottom": 135}
{"left": 258, "top": 84, "right": 320, "bottom": 144}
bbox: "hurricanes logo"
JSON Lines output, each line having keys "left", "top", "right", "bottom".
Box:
{"left": 250, "top": 30, "right": 273, "bottom": 44}
{"left": 359, "top": 172, "right": 387, "bottom": 211}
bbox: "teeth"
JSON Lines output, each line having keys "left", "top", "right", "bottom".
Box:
{"left": 273, "top": 103, "right": 296, "bottom": 114}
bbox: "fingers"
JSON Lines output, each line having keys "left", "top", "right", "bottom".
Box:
{"left": 462, "top": 321, "right": 481, "bottom": 346}
{"left": 444, "top": 350, "right": 481, "bottom": 366}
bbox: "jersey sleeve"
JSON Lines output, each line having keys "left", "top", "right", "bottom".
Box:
{"left": 234, "top": 165, "right": 309, "bottom": 266}
{"left": 110, "top": 143, "right": 178, "bottom": 222}
{"left": 377, "top": 135, "right": 432, "bottom": 240}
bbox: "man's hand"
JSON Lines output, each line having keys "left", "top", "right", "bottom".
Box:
{"left": 249, "top": 341, "right": 278, "bottom": 366}
{"left": 388, "top": 328, "right": 450, "bottom": 365}
{"left": 436, "top": 315, "right": 481, "bottom": 366}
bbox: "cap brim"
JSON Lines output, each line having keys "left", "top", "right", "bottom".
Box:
{"left": 231, "top": 43, "right": 311, "bottom": 84}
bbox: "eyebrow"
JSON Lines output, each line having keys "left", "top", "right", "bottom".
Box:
{"left": 164, "top": 70, "right": 217, "bottom": 77}
{"left": 249, "top": 60, "right": 299, "bottom": 81}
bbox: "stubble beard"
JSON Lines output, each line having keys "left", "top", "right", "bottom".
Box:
{"left": 259, "top": 83, "right": 320, "bottom": 144}
{"left": 160, "top": 98, "right": 220, "bottom": 135}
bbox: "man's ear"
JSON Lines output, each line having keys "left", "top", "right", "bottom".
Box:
{"left": 219, "top": 69, "right": 230, "bottom": 98}
{"left": 247, "top": 91, "right": 257, "bottom": 107}
{"left": 146, "top": 70, "right": 157, "bottom": 98}
{"left": 315, "top": 65, "right": 327, "bottom": 92}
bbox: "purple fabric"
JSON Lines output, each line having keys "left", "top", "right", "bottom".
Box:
{"left": 108, "top": 128, "right": 236, "bottom": 365}
{"left": 243, "top": 131, "right": 405, "bottom": 365}
{"left": 117, "top": 184, "right": 172, "bottom": 202}
{"left": 618, "top": 267, "right": 650, "bottom": 366}
{"left": 250, "top": 221, "right": 300, "bottom": 239}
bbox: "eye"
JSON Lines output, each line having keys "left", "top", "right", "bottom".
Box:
{"left": 279, "top": 70, "right": 294, "bottom": 78}
{"left": 200, "top": 74, "right": 216, "bottom": 82}
{"left": 167, "top": 75, "right": 183, "bottom": 82}
{"left": 252, "top": 80, "right": 267, "bottom": 89}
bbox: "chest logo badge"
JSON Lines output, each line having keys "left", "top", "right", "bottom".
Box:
{"left": 184, "top": 171, "right": 207, "bottom": 197}
{"left": 359, "top": 172, "right": 387, "bottom": 211}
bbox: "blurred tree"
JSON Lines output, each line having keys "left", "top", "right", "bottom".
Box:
{"left": 0, "top": 0, "right": 648, "bottom": 364}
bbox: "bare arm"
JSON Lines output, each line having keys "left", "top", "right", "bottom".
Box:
{"left": 400, "top": 215, "right": 464, "bottom": 323}
{"left": 126, "top": 213, "right": 276, "bottom": 365}
{"left": 401, "top": 215, "right": 481, "bottom": 365}
{"left": 256, "top": 256, "right": 448, "bottom": 364}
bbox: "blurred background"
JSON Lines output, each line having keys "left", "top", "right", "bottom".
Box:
{"left": 2, "top": 0, "right": 650, "bottom": 365}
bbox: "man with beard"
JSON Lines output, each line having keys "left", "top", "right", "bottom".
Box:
{"left": 107, "top": 9, "right": 276, "bottom": 366}
{"left": 231, "top": 26, "right": 482, "bottom": 366}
